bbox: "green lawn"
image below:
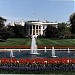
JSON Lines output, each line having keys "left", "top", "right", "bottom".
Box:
{"left": 0, "top": 38, "right": 31, "bottom": 46}
{"left": 0, "top": 38, "right": 75, "bottom": 46}
{"left": 37, "top": 38, "right": 75, "bottom": 46}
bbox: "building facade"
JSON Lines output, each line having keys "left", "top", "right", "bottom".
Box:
{"left": 9, "top": 20, "right": 58, "bottom": 37}
{"left": 25, "top": 21, "right": 58, "bottom": 37}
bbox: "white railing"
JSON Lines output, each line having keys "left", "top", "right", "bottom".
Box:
{"left": 0, "top": 48, "right": 75, "bottom": 51}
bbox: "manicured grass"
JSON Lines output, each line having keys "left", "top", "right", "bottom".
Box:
{"left": 0, "top": 38, "right": 31, "bottom": 46}
{"left": 37, "top": 38, "right": 75, "bottom": 46}
{"left": 0, "top": 38, "right": 75, "bottom": 46}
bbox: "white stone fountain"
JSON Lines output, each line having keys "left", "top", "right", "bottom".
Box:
{"left": 10, "top": 50, "right": 15, "bottom": 57}
{"left": 67, "top": 47, "right": 70, "bottom": 53}
{"left": 44, "top": 46, "right": 47, "bottom": 52}
{"left": 30, "top": 35, "right": 39, "bottom": 54}
{"left": 52, "top": 46, "right": 57, "bottom": 57}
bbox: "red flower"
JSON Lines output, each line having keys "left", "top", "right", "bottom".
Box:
{"left": 11, "top": 58, "right": 17, "bottom": 63}
{"left": 18, "top": 58, "right": 25, "bottom": 64}
{"left": 25, "top": 58, "right": 30, "bottom": 63}
{"left": 1, "top": 58, "right": 11, "bottom": 64}
{"left": 71, "top": 58, "right": 75, "bottom": 64}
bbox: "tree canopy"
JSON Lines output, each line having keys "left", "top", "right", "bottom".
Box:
{"left": 0, "top": 17, "right": 6, "bottom": 28}
{"left": 45, "top": 25, "right": 58, "bottom": 38}
{"left": 70, "top": 12, "right": 75, "bottom": 34}
{"left": 0, "top": 17, "right": 8, "bottom": 41}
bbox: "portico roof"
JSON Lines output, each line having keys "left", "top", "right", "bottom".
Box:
{"left": 27, "top": 21, "right": 58, "bottom": 25}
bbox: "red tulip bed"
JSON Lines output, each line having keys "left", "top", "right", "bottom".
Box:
{"left": 0, "top": 57, "right": 75, "bottom": 74}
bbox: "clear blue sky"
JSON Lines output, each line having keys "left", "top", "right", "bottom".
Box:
{"left": 0, "top": 0, "right": 74, "bottom": 22}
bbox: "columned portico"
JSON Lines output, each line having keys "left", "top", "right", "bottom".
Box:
{"left": 35, "top": 25, "right": 36, "bottom": 35}
{"left": 32, "top": 25, "right": 33, "bottom": 35}
{"left": 25, "top": 21, "right": 58, "bottom": 37}
{"left": 38, "top": 25, "right": 39, "bottom": 35}
{"left": 29, "top": 25, "right": 30, "bottom": 35}
{"left": 40, "top": 25, "right": 43, "bottom": 36}
{"left": 29, "top": 25, "right": 44, "bottom": 36}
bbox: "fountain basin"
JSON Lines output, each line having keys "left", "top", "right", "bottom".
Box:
{"left": 51, "top": 56, "right": 58, "bottom": 58}
{"left": 30, "top": 53, "right": 39, "bottom": 55}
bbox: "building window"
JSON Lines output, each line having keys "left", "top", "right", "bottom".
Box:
{"left": 33, "top": 25, "right": 35, "bottom": 29}
{"left": 36, "top": 25, "right": 38, "bottom": 29}
{"left": 30, "top": 25, "right": 32, "bottom": 29}
{"left": 39, "top": 26, "right": 41, "bottom": 29}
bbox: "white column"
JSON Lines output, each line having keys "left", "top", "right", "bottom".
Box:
{"left": 29, "top": 25, "right": 30, "bottom": 35}
{"left": 35, "top": 25, "right": 36, "bottom": 35}
{"left": 38, "top": 25, "right": 39, "bottom": 35}
{"left": 41, "top": 25, "right": 43, "bottom": 35}
{"left": 32, "top": 25, "right": 33, "bottom": 35}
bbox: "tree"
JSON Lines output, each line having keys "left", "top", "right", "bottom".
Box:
{"left": 0, "top": 17, "right": 8, "bottom": 41}
{"left": 57, "top": 22, "right": 66, "bottom": 38}
{"left": 57, "top": 22, "right": 71, "bottom": 38}
{"left": 13, "top": 24, "right": 25, "bottom": 38}
{"left": 45, "top": 25, "right": 58, "bottom": 38}
{"left": 70, "top": 13, "right": 75, "bottom": 34}
{"left": 0, "top": 17, "right": 6, "bottom": 28}
{"left": 0, "top": 27, "right": 9, "bottom": 41}
{"left": 7, "top": 25, "right": 15, "bottom": 38}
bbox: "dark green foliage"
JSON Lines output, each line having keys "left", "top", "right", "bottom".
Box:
{"left": 0, "top": 28, "right": 9, "bottom": 41}
{"left": 70, "top": 12, "right": 75, "bottom": 25}
{"left": 70, "top": 25, "right": 75, "bottom": 34}
{"left": 7, "top": 26, "right": 15, "bottom": 38}
{"left": 0, "top": 17, "right": 8, "bottom": 41}
{"left": 0, "top": 17, "right": 6, "bottom": 29}
{"left": 57, "top": 22, "right": 71, "bottom": 38}
{"left": 45, "top": 22, "right": 71, "bottom": 38}
{"left": 13, "top": 24, "right": 25, "bottom": 38}
{"left": 45, "top": 25, "right": 58, "bottom": 38}
{"left": 70, "top": 13, "right": 75, "bottom": 34}
{"left": 7, "top": 24, "right": 26, "bottom": 38}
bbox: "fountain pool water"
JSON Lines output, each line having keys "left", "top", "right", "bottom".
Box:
{"left": 30, "top": 35, "right": 39, "bottom": 55}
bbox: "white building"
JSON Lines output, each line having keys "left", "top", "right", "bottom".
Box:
{"left": 8, "top": 20, "right": 58, "bottom": 37}
{"left": 9, "top": 20, "right": 25, "bottom": 26}
{"left": 25, "top": 21, "right": 58, "bottom": 37}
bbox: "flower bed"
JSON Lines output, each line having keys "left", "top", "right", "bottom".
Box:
{"left": 0, "top": 57, "right": 75, "bottom": 71}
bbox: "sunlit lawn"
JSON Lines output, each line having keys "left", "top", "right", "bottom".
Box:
{"left": 0, "top": 38, "right": 75, "bottom": 46}
{"left": 37, "top": 38, "right": 75, "bottom": 46}
{"left": 0, "top": 38, "right": 31, "bottom": 46}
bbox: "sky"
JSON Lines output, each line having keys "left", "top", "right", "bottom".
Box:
{"left": 0, "top": 0, "right": 74, "bottom": 23}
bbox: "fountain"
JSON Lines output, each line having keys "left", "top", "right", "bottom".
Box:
{"left": 19, "top": 50, "right": 21, "bottom": 52}
{"left": 44, "top": 46, "right": 47, "bottom": 52}
{"left": 52, "top": 46, "right": 57, "bottom": 57}
{"left": 30, "top": 35, "right": 39, "bottom": 54}
{"left": 67, "top": 48, "right": 70, "bottom": 53}
{"left": 10, "top": 50, "right": 15, "bottom": 57}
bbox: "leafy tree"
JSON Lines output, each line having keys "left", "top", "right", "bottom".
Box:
{"left": 0, "top": 17, "right": 8, "bottom": 41}
{"left": 57, "top": 22, "right": 66, "bottom": 38}
{"left": 57, "top": 22, "right": 71, "bottom": 38}
{"left": 13, "top": 24, "right": 25, "bottom": 38}
{"left": 0, "top": 17, "right": 6, "bottom": 29}
{"left": 45, "top": 25, "right": 58, "bottom": 38}
{"left": 7, "top": 25, "right": 15, "bottom": 38}
{"left": 70, "top": 12, "right": 75, "bottom": 34}
{"left": 0, "top": 27, "right": 9, "bottom": 41}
